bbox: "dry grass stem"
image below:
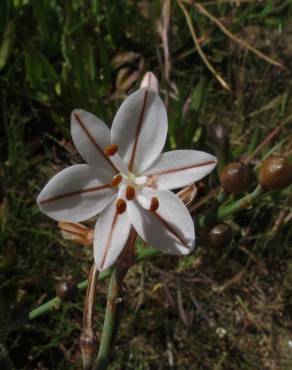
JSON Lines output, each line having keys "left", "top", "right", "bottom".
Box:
{"left": 178, "top": 0, "right": 231, "bottom": 91}
{"left": 80, "top": 264, "right": 99, "bottom": 370}
{"left": 186, "top": 1, "right": 286, "bottom": 70}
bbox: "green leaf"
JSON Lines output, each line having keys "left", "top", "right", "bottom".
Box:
{"left": 190, "top": 77, "right": 206, "bottom": 112}
{"left": 0, "top": 21, "right": 15, "bottom": 71}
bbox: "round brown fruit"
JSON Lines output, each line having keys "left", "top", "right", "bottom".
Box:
{"left": 55, "top": 280, "right": 77, "bottom": 301}
{"left": 208, "top": 223, "right": 233, "bottom": 248}
{"left": 220, "top": 162, "right": 251, "bottom": 193}
{"left": 259, "top": 155, "right": 292, "bottom": 191}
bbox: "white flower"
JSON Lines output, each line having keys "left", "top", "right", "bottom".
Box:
{"left": 37, "top": 72, "right": 217, "bottom": 271}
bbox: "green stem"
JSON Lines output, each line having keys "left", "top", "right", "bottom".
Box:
{"left": 94, "top": 227, "right": 137, "bottom": 369}
{"left": 94, "top": 268, "right": 120, "bottom": 370}
{"left": 197, "top": 184, "right": 264, "bottom": 228}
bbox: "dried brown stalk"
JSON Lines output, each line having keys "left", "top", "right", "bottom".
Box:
{"left": 177, "top": 0, "right": 231, "bottom": 91}
{"left": 186, "top": 1, "right": 286, "bottom": 70}
{"left": 80, "top": 264, "right": 99, "bottom": 370}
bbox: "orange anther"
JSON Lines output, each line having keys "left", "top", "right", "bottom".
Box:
{"left": 116, "top": 199, "right": 127, "bottom": 214}
{"left": 149, "top": 197, "right": 159, "bottom": 212}
{"left": 126, "top": 186, "right": 135, "bottom": 200}
{"left": 111, "top": 174, "right": 123, "bottom": 187}
{"left": 104, "top": 144, "right": 118, "bottom": 156}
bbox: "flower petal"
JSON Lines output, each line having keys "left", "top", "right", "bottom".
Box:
{"left": 94, "top": 200, "right": 131, "bottom": 271}
{"left": 127, "top": 188, "right": 195, "bottom": 255}
{"left": 37, "top": 164, "right": 116, "bottom": 222}
{"left": 111, "top": 88, "right": 167, "bottom": 174}
{"left": 144, "top": 150, "right": 217, "bottom": 190}
{"left": 71, "top": 109, "right": 119, "bottom": 175}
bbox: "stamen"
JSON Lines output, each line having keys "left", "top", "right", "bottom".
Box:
{"left": 104, "top": 144, "right": 118, "bottom": 156}
{"left": 111, "top": 174, "right": 123, "bottom": 187}
{"left": 149, "top": 197, "right": 159, "bottom": 212}
{"left": 126, "top": 186, "right": 135, "bottom": 200}
{"left": 116, "top": 199, "right": 127, "bottom": 214}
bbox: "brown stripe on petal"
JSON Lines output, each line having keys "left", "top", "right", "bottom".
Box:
{"left": 128, "top": 89, "right": 149, "bottom": 172}
{"left": 148, "top": 160, "right": 216, "bottom": 178}
{"left": 74, "top": 112, "right": 119, "bottom": 173}
{"left": 100, "top": 211, "right": 119, "bottom": 270}
{"left": 39, "top": 184, "right": 112, "bottom": 205}
{"left": 147, "top": 72, "right": 152, "bottom": 88}
{"left": 153, "top": 212, "right": 190, "bottom": 249}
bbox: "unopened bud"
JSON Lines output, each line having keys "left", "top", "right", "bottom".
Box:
{"left": 177, "top": 184, "right": 197, "bottom": 207}
{"left": 259, "top": 155, "right": 292, "bottom": 191}
{"left": 207, "top": 223, "right": 233, "bottom": 248}
{"left": 58, "top": 222, "right": 94, "bottom": 246}
{"left": 220, "top": 162, "right": 251, "bottom": 193}
{"left": 140, "top": 71, "right": 159, "bottom": 93}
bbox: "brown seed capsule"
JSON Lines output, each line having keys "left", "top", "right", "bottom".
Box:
{"left": 149, "top": 197, "right": 159, "bottom": 212}
{"left": 116, "top": 199, "right": 127, "bottom": 214}
{"left": 125, "top": 186, "right": 135, "bottom": 200}
{"left": 220, "top": 162, "right": 251, "bottom": 193}
{"left": 55, "top": 280, "right": 77, "bottom": 301}
{"left": 207, "top": 223, "right": 233, "bottom": 248}
{"left": 259, "top": 155, "right": 292, "bottom": 191}
{"left": 104, "top": 144, "right": 118, "bottom": 156}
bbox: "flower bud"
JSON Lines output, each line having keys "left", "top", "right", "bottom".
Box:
{"left": 259, "top": 155, "right": 292, "bottom": 191}
{"left": 58, "top": 222, "right": 94, "bottom": 246}
{"left": 55, "top": 280, "right": 77, "bottom": 301}
{"left": 140, "top": 71, "right": 159, "bottom": 93}
{"left": 177, "top": 184, "right": 197, "bottom": 207}
{"left": 207, "top": 223, "right": 233, "bottom": 248}
{"left": 220, "top": 162, "right": 251, "bottom": 193}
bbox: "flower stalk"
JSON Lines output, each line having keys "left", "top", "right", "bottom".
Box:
{"left": 95, "top": 228, "right": 137, "bottom": 370}
{"left": 94, "top": 268, "right": 120, "bottom": 370}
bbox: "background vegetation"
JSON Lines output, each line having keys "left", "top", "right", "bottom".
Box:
{"left": 1, "top": 0, "right": 292, "bottom": 369}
